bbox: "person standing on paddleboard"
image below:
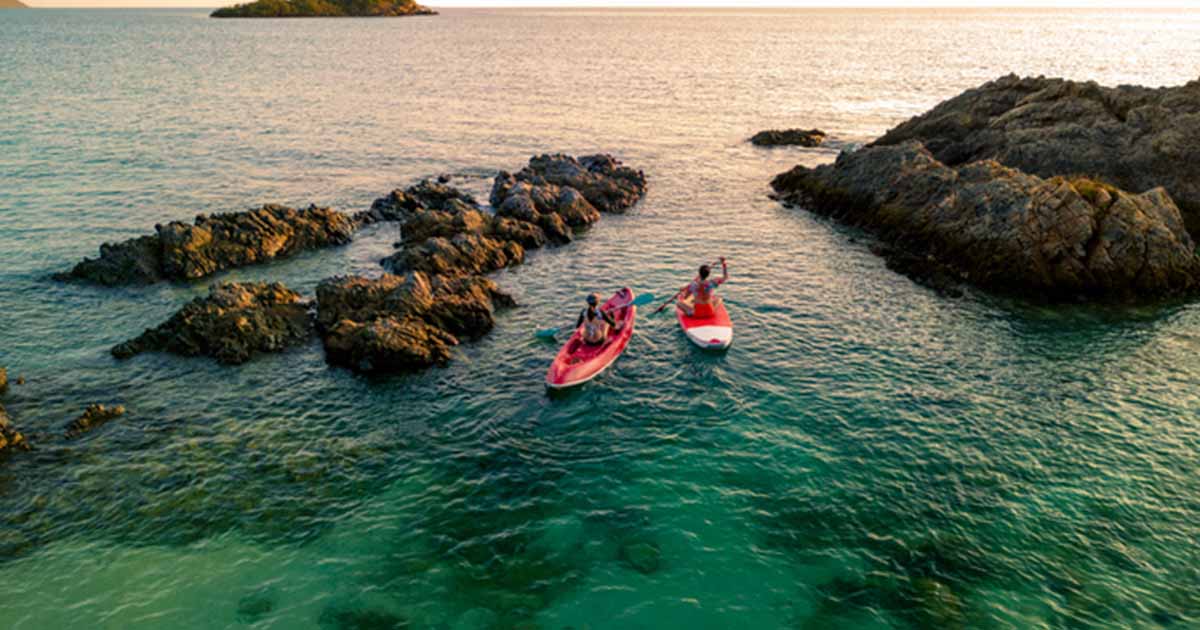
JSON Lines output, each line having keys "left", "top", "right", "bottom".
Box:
{"left": 677, "top": 257, "right": 728, "bottom": 318}
{"left": 576, "top": 293, "right": 622, "bottom": 345}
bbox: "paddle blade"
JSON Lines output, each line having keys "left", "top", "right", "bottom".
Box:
{"left": 535, "top": 327, "right": 560, "bottom": 339}
{"left": 630, "top": 293, "right": 655, "bottom": 307}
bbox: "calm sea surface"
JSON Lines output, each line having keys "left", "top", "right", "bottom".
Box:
{"left": 2, "top": 7, "right": 1200, "bottom": 629}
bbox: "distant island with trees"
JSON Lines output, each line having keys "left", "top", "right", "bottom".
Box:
{"left": 0, "top": 0, "right": 30, "bottom": 8}
{"left": 211, "top": 0, "right": 436, "bottom": 18}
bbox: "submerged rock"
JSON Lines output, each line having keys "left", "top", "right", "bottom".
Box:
{"left": 112, "top": 282, "right": 314, "bottom": 364}
{"left": 873, "top": 74, "right": 1200, "bottom": 240}
{"left": 619, "top": 540, "right": 662, "bottom": 575}
{"left": 317, "top": 600, "right": 410, "bottom": 630}
{"left": 235, "top": 589, "right": 276, "bottom": 624}
{"left": 771, "top": 141, "right": 1200, "bottom": 301}
{"left": 57, "top": 204, "right": 358, "bottom": 286}
{"left": 0, "top": 367, "right": 6, "bottom": 396}
{"left": 64, "top": 403, "right": 126, "bottom": 438}
{"left": 750, "top": 128, "right": 827, "bottom": 147}
{"left": 212, "top": 0, "right": 435, "bottom": 18}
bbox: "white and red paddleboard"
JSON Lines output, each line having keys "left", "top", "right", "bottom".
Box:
{"left": 676, "top": 299, "right": 733, "bottom": 350}
{"left": 545, "top": 288, "right": 637, "bottom": 389}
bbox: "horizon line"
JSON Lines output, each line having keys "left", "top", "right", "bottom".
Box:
{"left": 18, "top": 2, "right": 1200, "bottom": 8}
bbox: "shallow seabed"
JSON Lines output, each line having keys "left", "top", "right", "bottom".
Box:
{"left": 1, "top": 7, "right": 1199, "bottom": 629}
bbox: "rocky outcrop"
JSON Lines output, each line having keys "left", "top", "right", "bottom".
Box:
{"left": 65, "top": 404, "right": 127, "bottom": 438}
{"left": 0, "top": 406, "right": 26, "bottom": 454}
{"left": 492, "top": 153, "right": 647, "bottom": 216}
{"left": 319, "top": 154, "right": 647, "bottom": 373}
{"left": 57, "top": 204, "right": 358, "bottom": 286}
{"left": 0, "top": 369, "right": 26, "bottom": 455}
{"left": 771, "top": 141, "right": 1200, "bottom": 300}
{"left": 873, "top": 74, "right": 1200, "bottom": 240}
{"left": 378, "top": 154, "right": 646, "bottom": 276}
{"left": 315, "top": 272, "right": 514, "bottom": 372}
{"left": 212, "top": 0, "right": 435, "bottom": 18}
{"left": 112, "top": 282, "right": 314, "bottom": 365}
{"left": 750, "top": 128, "right": 827, "bottom": 147}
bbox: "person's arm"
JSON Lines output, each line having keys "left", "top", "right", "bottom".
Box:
{"left": 602, "top": 309, "right": 619, "bottom": 328}
{"left": 576, "top": 309, "right": 585, "bottom": 329}
{"left": 715, "top": 257, "right": 729, "bottom": 286}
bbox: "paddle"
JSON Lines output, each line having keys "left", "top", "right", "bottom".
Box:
{"left": 652, "top": 258, "right": 724, "bottom": 316}
{"left": 535, "top": 293, "right": 656, "bottom": 339}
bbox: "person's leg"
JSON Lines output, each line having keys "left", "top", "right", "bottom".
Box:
{"left": 677, "top": 297, "right": 694, "bottom": 316}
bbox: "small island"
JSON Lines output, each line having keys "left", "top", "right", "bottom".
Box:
{"left": 211, "top": 0, "right": 436, "bottom": 18}
{"left": 0, "top": 0, "right": 29, "bottom": 8}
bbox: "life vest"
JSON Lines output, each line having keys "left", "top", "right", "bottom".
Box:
{"left": 582, "top": 309, "right": 607, "bottom": 343}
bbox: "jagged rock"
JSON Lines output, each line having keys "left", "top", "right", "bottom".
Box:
{"left": 750, "top": 128, "right": 827, "bottom": 147}
{"left": 316, "top": 272, "right": 437, "bottom": 330}
{"left": 873, "top": 74, "right": 1200, "bottom": 240}
{"left": 112, "top": 282, "right": 314, "bottom": 364}
{"left": 771, "top": 141, "right": 1200, "bottom": 301}
{"left": 492, "top": 153, "right": 647, "bottom": 215}
{"left": 57, "top": 204, "right": 357, "bottom": 286}
{"left": 0, "top": 367, "right": 6, "bottom": 396}
{"left": 383, "top": 233, "right": 524, "bottom": 277}
{"left": 361, "top": 179, "right": 480, "bottom": 226}
{"left": 57, "top": 235, "right": 164, "bottom": 286}
{"left": 343, "top": 155, "right": 643, "bottom": 373}
{"left": 65, "top": 403, "right": 126, "bottom": 438}
{"left": 322, "top": 317, "right": 458, "bottom": 372}
{"left": 315, "top": 272, "right": 513, "bottom": 373}
{"left": 0, "top": 405, "right": 27, "bottom": 454}
{"left": 489, "top": 216, "right": 547, "bottom": 249}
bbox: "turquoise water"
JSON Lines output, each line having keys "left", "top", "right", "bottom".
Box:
{"left": 3, "top": 7, "right": 1200, "bottom": 629}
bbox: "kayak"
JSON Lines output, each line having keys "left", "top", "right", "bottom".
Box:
{"left": 676, "top": 298, "right": 733, "bottom": 350}
{"left": 545, "top": 288, "right": 637, "bottom": 389}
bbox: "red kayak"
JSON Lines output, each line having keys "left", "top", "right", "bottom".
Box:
{"left": 677, "top": 298, "right": 733, "bottom": 350}
{"left": 545, "top": 288, "right": 637, "bottom": 389}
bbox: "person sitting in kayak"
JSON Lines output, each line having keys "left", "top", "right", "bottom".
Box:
{"left": 678, "top": 257, "right": 727, "bottom": 318}
{"left": 577, "top": 293, "right": 622, "bottom": 345}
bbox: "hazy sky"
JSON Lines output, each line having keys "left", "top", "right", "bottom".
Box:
{"left": 23, "top": 0, "right": 1200, "bottom": 8}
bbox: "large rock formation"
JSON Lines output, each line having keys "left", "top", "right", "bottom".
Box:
{"left": 332, "top": 153, "right": 645, "bottom": 373}
{"left": 316, "top": 272, "right": 514, "bottom": 372}
{"left": 87, "top": 154, "right": 643, "bottom": 374}
{"left": 379, "top": 154, "right": 646, "bottom": 275}
{"left": 211, "top": 0, "right": 435, "bottom": 18}
{"left": 750, "top": 128, "right": 827, "bottom": 147}
{"left": 57, "top": 204, "right": 358, "bottom": 286}
{"left": 771, "top": 141, "right": 1200, "bottom": 300}
{"left": 872, "top": 74, "right": 1200, "bottom": 240}
{"left": 0, "top": 1, "right": 29, "bottom": 8}
{"left": 492, "top": 153, "right": 648, "bottom": 216}
{"left": 112, "top": 282, "right": 314, "bottom": 365}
